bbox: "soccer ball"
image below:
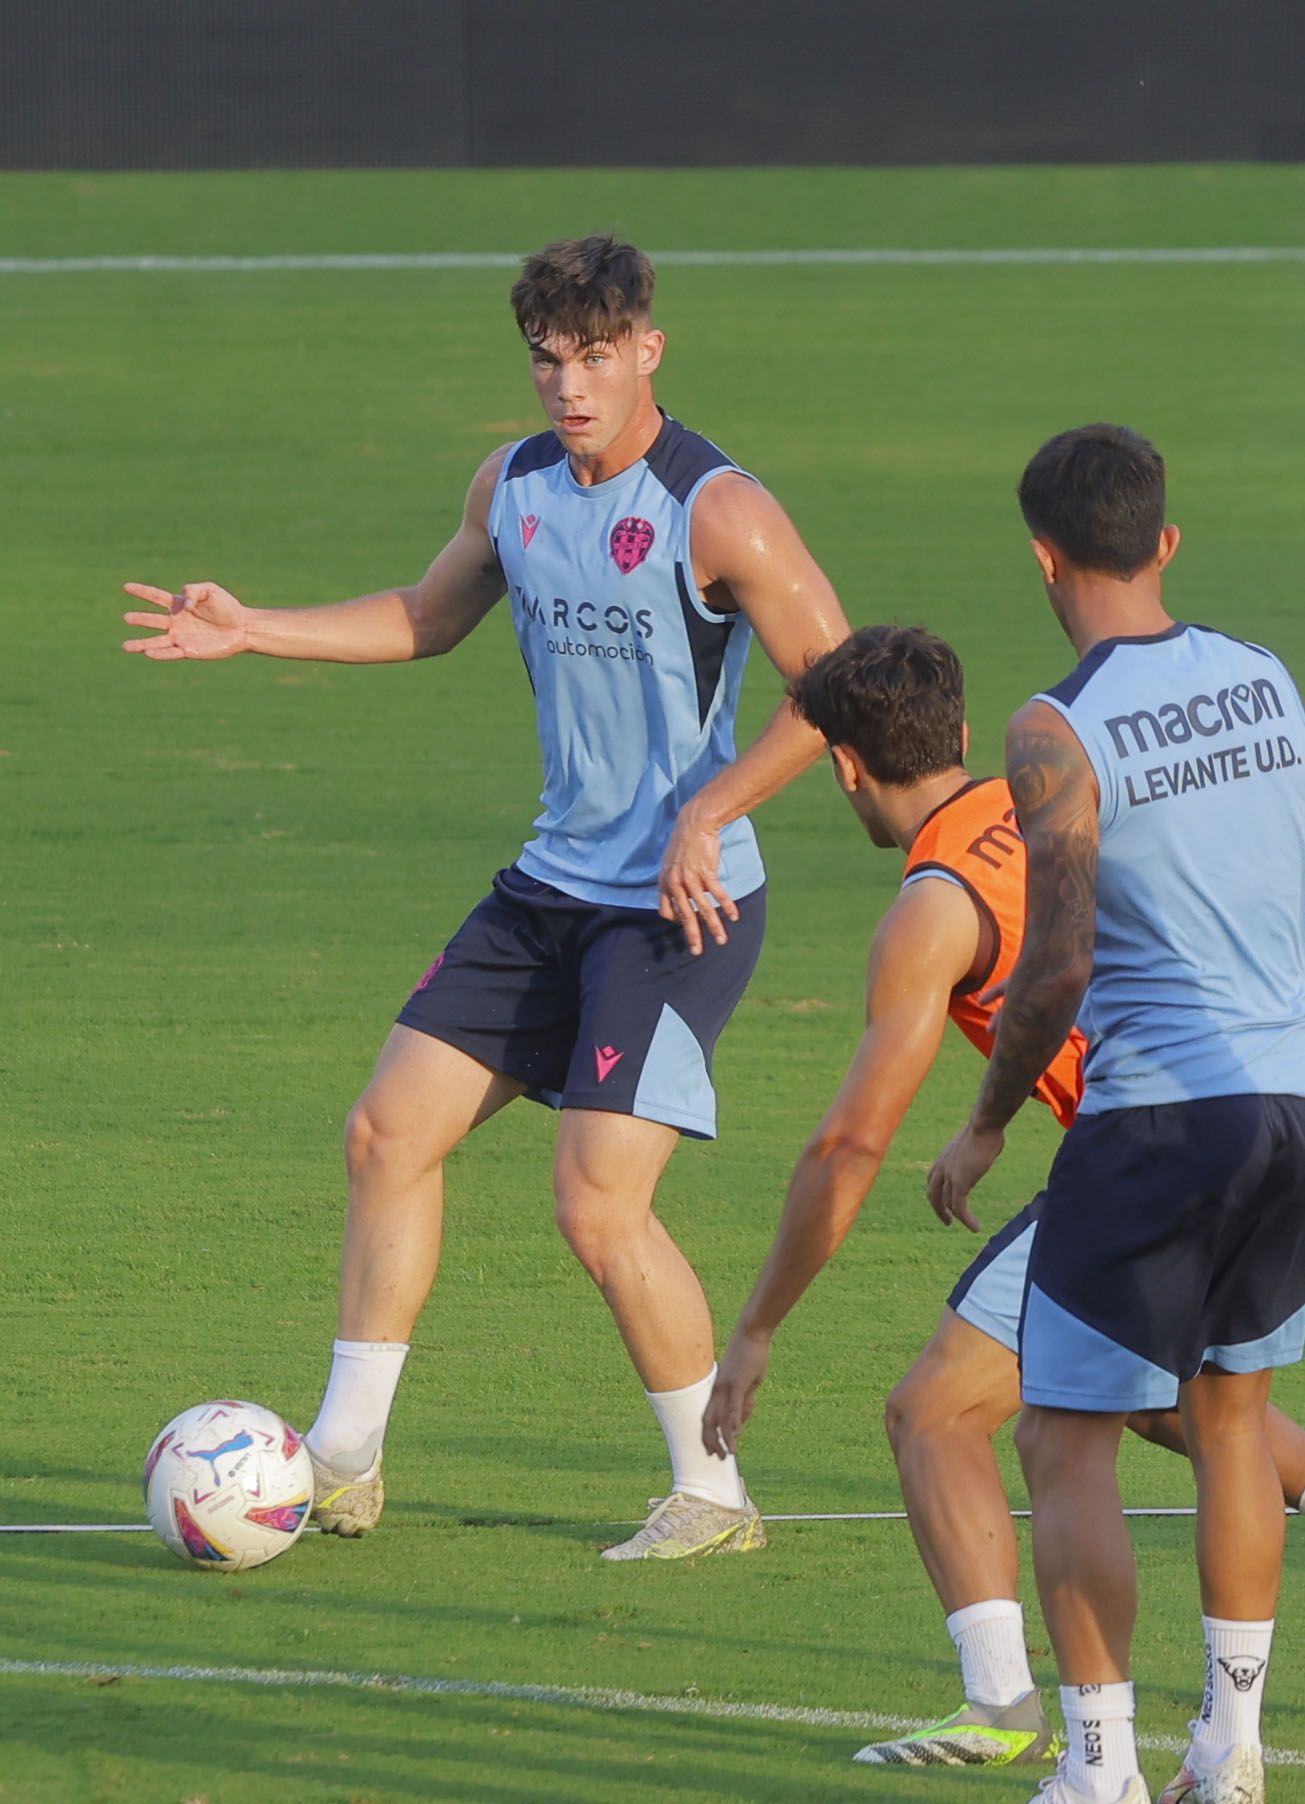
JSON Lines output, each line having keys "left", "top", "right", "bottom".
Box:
{"left": 144, "top": 1399, "right": 313, "bottom": 1571}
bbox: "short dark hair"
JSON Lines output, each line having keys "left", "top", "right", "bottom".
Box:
{"left": 789, "top": 626, "right": 965, "bottom": 785}
{"left": 510, "top": 236, "right": 655, "bottom": 347}
{"left": 1018, "top": 423, "right": 1166, "bottom": 578}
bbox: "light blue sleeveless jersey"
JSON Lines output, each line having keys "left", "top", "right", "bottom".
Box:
{"left": 486, "top": 413, "right": 765, "bottom": 909}
{"left": 1038, "top": 623, "right": 1305, "bottom": 1111}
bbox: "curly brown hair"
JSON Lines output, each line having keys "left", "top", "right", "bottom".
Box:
{"left": 789, "top": 626, "right": 965, "bottom": 785}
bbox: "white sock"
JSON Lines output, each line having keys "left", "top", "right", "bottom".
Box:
{"left": 306, "top": 1338, "right": 409, "bottom": 1477}
{"left": 946, "top": 1599, "right": 1036, "bottom": 1707}
{"left": 1195, "top": 1616, "right": 1274, "bottom": 1757}
{"left": 1059, "top": 1682, "right": 1139, "bottom": 1801}
{"left": 646, "top": 1366, "right": 746, "bottom": 1509}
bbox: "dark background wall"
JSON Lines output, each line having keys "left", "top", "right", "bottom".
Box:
{"left": 2, "top": 0, "right": 1302, "bottom": 171}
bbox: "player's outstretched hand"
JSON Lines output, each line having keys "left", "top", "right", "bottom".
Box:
{"left": 659, "top": 805, "right": 739, "bottom": 956}
{"left": 925, "top": 1122, "right": 1003, "bottom": 1234}
{"left": 122, "top": 582, "right": 250, "bottom": 660}
{"left": 702, "top": 1326, "right": 771, "bottom": 1457}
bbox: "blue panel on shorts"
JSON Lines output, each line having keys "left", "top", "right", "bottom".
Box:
{"left": 1204, "top": 1301, "right": 1305, "bottom": 1374}
{"left": 632, "top": 1003, "right": 715, "bottom": 1139}
{"left": 950, "top": 1208, "right": 1038, "bottom": 1354}
{"left": 1020, "top": 1282, "right": 1180, "bottom": 1412}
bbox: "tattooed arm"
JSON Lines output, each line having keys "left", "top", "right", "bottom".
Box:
{"left": 926, "top": 700, "right": 1099, "bottom": 1230}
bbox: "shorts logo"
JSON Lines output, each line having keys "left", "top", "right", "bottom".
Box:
{"left": 610, "top": 516, "right": 655, "bottom": 574}
{"left": 594, "top": 1044, "right": 625, "bottom": 1084}
{"left": 520, "top": 513, "right": 540, "bottom": 549}
{"left": 417, "top": 953, "right": 446, "bottom": 990}
{"left": 1218, "top": 1656, "right": 1267, "bottom": 1692}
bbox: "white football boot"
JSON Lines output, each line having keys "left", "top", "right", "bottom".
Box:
{"left": 600, "top": 1492, "right": 766, "bottom": 1561}
{"left": 1029, "top": 1756, "right": 1152, "bottom": 1803}
{"left": 1158, "top": 1736, "right": 1265, "bottom": 1804}
{"left": 308, "top": 1450, "right": 384, "bottom": 1536}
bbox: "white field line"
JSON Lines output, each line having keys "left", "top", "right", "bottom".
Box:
{"left": 1, "top": 248, "right": 1305, "bottom": 276}
{"left": 1, "top": 1656, "right": 1301, "bottom": 1765}
{"left": 3, "top": 1504, "right": 1256, "bottom": 1533}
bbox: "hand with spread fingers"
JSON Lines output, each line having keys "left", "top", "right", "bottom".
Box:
{"left": 122, "top": 582, "right": 250, "bottom": 660}
{"left": 659, "top": 804, "right": 739, "bottom": 955}
{"left": 925, "top": 1121, "right": 1004, "bottom": 1233}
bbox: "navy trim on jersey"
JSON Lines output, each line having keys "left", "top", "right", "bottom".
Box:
{"left": 503, "top": 432, "right": 567, "bottom": 482}
{"left": 1043, "top": 639, "right": 1120, "bottom": 707}
{"left": 1044, "top": 622, "right": 1190, "bottom": 708}
{"left": 644, "top": 414, "right": 733, "bottom": 504}
{"left": 905, "top": 859, "right": 1002, "bottom": 997}
{"left": 674, "top": 561, "right": 738, "bottom": 728}
{"left": 1186, "top": 622, "right": 1278, "bottom": 662}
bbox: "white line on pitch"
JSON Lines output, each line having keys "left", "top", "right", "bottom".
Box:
{"left": 0, "top": 1504, "right": 1238, "bottom": 1533}
{"left": 0, "top": 248, "right": 1304, "bottom": 276}
{"left": 1, "top": 1657, "right": 1301, "bottom": 1766}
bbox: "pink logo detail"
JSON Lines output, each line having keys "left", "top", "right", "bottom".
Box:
{"left": 609, "top": 516, "right": 655, "bottom": 574}
{"left": 520, "top": 513, "right": 540, "bottom": 549}
{"left": 417, "top": 953, "right": 446, "bottom": 990}
{"left": 142, "top": 1430, "right": 175, "bottom": 1493}
{"left": 594, "top": 1044, "right": 625, "bottom": 1084}
{"left": 246, "top": 1498, "right": 309, "bottom": 1534}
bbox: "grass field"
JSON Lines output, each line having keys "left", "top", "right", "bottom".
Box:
{"left": 4, "top": 165, "right": 1305, "bottom": 1803}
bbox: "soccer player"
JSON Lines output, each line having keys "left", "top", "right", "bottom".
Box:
{"left": 702, "top": 624, "right": 1305, "bottom": 1771}
{"left": 929, "top": 424, "right": 1305, "bottom": 1804}
{"left": 121, "top": 235, "right": 848, "bottom": 1560}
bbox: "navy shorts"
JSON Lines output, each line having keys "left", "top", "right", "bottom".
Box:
{"left": 1020, "top": 1094, "right": 1305, "bottom": 1412}
{"left": 396, "top": 865, "right": 766, "bottom": 1139}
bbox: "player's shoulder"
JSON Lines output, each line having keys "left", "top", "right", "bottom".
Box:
{"left": 644, "top": 414, "right": 747, "bottom": 505}
{"left": 467, "top": 434, "right": 565, "bottom": 525}
{"left": 871, "top": 864, "right": 982, "bottom": 993}
{"left": 498, "top": 430, "right": 567, "bottom": 485}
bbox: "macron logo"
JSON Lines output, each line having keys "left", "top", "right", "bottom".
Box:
{"left": 594, "top": 1044, "right": 625, "bottom": 1084}
{"left": 520, "top": 513, "right": 540, "bottom": 549}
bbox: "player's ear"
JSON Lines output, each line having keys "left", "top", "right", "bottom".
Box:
{"left": 830, "top": 743, "right": 860, "bottom": 794}
{"left": 636, "top": 327, "right": 666, "bottom": 377}
{"left": 961, "top": 719, "right": 971, "bottom": 760}
{"left": 1156, "top": 524, "right": 1181, "bottom": 571}
{"left": 1030, "top": 537, "right": 1058, "bottom": 586}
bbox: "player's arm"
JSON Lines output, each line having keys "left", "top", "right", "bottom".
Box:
{"left": 660, "top": 476, "right": 849, "bottom": 952}
{"left": 926, "top": 701, "right": 1099, "bottom": 1230}
{"left": 703, "top": 875, "right": 979, "bottom": 1456}
{"left": 121, "top": 449, "right": 510, "bottom": 665}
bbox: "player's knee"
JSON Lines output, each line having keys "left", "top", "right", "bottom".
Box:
{"left": 553, "top": 1187, "right": 605, "bottom": 1268}
{"left": 884, "top": 1372, "right": 928, "bottom": 1455}
{"left": 343, "top": 1091, "right": 437, "bottom": 1186}
{"left": 1127, "top": 1408, "right": 1185, "bottom": 1455}
{"left": 343, "top": 1095, "right": 379, "bottom": 1179}
{"left": 553, "top": 1178, "right": 647, "bottom": 1278}
{"left": 885, "top": 1365, "right": 972, "bottom": 1457}
{"left": 1014, "top": 1406, "right": 1067, "bottom": 1491}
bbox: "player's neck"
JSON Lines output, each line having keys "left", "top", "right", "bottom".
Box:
{"left": 892, "top": 769, "right": 973, "bottom": 852}
{"left": 566, "top": 393, "right": 664, "bottom": 486}
{"left": 1053, "top": 576, "right": 1175, "bottom": 659}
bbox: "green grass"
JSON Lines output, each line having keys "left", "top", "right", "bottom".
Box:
{"left": 3, "top": 166, "right": 1304, "bottom": 1802}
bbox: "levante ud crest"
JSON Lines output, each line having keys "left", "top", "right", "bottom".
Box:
{"left": 610, "top": 516, "right": 655, "bottom": 574}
